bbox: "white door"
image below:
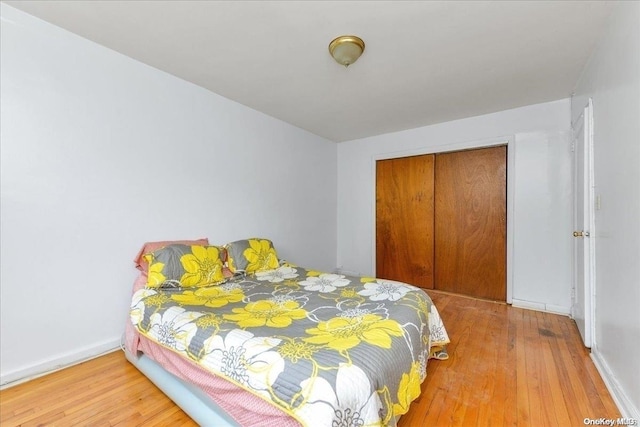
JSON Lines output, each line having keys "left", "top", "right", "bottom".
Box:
{"left": 572, "top": 99, "right": 595, "bottom": 349}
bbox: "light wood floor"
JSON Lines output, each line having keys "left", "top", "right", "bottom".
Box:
{"left": 0, "top": 292, "right": 619, "bottom": 426}
{"left": 400, "top": 291, "right": 619, "bottom": 426}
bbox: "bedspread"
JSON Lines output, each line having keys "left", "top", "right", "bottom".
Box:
{"left": 130, "top": 264, "right": 449, "bottom": 426}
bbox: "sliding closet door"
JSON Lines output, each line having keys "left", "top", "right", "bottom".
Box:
{"left": 435, "top": 146, "right": 507, "bottom": 301}
{"left": 376, "top": 155, "right": 435, "bottom": 289}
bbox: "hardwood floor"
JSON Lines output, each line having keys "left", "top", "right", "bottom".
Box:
{"left": 0, "top": 292, "right": 619, "bottom": 426}
{"left": 0, "top": 349, "right": 196, "bottom": 427}
{"left": 399, "top": 291, "right": 619, "bottom": 426}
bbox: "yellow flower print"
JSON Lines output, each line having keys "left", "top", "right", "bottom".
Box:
{"left": 224, "top": 300, "right": 307, "bottom": 328}
{"left": 416, "top": 295, "right": 429, "bottom": 315}
{"left": 305, "top": 270, "right": 321, "bottom": 277}
{"left": 278, "top": 339, "right": 318, "bottom": 363}
{"left": 340, "top": 288, "right": 358, "bottom": 298}
{"left": 196, "top": 314, "right": 223, "bottom": 329}
{"left": 147, "top": 262, "right": 167, "bottom": 286}
{"left": 360, "top": 277, "right": 376, "bottom": 283}
{"left": 180, "top": 246, "right": 223, "bottom": 287}
{"left": 392, "top": 361, "right": 422, "bottom": 416}
{"left": 304, "top": 314, "right": 403, "bottom": 351}
{"left": 171, "top": 286, "right": 244, "bottom": 308}
{"left": 145, "top": 293, "right": 171, "bottom": 307}
{"left": 243, "top": 240, "right": 279, "bottom": 272}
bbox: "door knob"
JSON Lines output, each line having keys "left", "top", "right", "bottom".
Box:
{"left": 573, "top": 231, "right": 590, "bottom": 237}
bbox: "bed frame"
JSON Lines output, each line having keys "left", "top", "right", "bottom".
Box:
{"left": 124, "top": 348, "right": 239, "bottom": 426}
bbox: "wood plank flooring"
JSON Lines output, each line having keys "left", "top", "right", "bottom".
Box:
{"left": 398, "top": 291, "right": 619, "bottom": 427}
{"left": 0, "top": 291, "right": 620, "bottom": 426}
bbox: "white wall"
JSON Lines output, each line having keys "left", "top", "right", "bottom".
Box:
{"left": 337, "top": 99, "right": 573, "bottom": 312}
{"left": 0, "top": 4, "right": 337, "bottom": 385}
{"left": 572, "top": 2, "right": 640, "bottom": 419}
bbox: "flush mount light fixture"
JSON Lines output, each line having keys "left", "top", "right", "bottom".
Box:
{"left": 329, "top": 35, "right": 365, "bottom": 67}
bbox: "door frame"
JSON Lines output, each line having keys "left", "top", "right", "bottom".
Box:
{"left": 571, "top": 98, "right": 596, "bottom": 348}
{"left": 371, "top": 135, "right": 515, "bottom": 303}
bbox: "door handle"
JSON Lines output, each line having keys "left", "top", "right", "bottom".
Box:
{"left": 573, "top": 231, "right": 590, "bottom": 237}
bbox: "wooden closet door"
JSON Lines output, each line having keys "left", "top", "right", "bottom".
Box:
{"left": 376, "top": 155, "right": 434, "bottom": 289}
{"left": 435, "top": 146, "right": 507, "bottom": 300}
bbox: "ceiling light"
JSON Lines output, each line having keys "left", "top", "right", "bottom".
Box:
{"left": 329, "top": 35, "right": 365, "bottom": 67}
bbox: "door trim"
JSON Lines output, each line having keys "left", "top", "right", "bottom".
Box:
{"left": 371, "top": 135, "right": 515, "bottom": 303}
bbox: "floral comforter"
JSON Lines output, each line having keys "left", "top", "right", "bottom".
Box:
{"left": 130, "top": 264, "right": 449, "bottom": 426}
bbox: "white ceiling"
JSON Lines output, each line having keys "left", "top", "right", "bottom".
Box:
{"left": 5, "top": 1, "right": 615, "bottom": 142}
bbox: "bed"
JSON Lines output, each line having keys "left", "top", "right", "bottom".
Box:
{"left": 124, "top": 239, "right": 449, "bottom": 426}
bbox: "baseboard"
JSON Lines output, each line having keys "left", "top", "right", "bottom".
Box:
{"left": 333, "top": 267, "right": 361, "bottom": 276}
{"left": 591, "top": 347, "right": 640, "bottom": 419}
{"left": 0, "top": 337, "right": 121, "bottom": 389}
{"left": 510, "top": 298, "right": 571, "bottom": 315}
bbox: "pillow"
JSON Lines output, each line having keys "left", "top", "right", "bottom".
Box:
{"left": 134, "top": 238, "right": 209, "bottom": 274}
{"left": 143, "top": 244, "right": 225, "bottom": 288}
{"left": 225, "top": 238, "right": 279, "bottom": 274}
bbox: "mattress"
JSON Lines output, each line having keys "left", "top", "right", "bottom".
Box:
{"left": 127, "top": 263, "right": 449, "bottom": 426}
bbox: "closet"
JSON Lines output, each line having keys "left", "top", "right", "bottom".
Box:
{"left": 376, "top": 145, "right": 506, "bottom": 301}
